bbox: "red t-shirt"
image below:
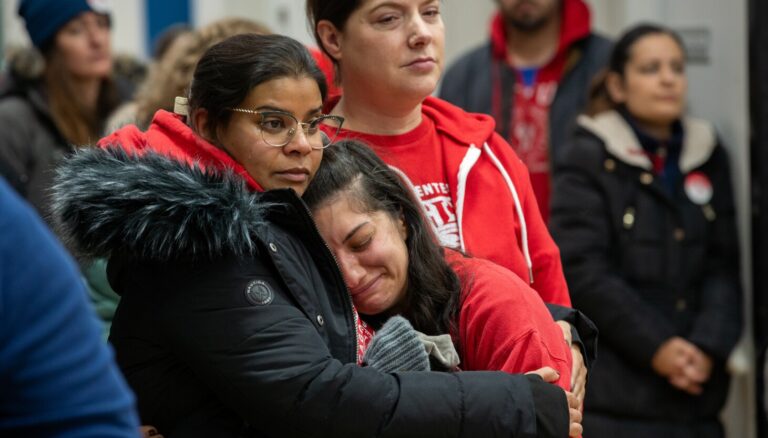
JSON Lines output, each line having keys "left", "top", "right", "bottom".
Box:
{"left": 333, "top": 118, "right": 463, "bottom": 250}
{"left": 509, "top": 72, "right": 558, "bottom": 222}
{"left": 328, "top": 97, "right": 571, "bottom": 307}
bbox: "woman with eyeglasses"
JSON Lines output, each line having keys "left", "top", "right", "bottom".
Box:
{"left": 52, "top": 33, "right": 575, "bottom": 437}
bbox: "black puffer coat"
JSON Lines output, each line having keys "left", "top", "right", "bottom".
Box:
{"left": 550, "top": 110, "right": 742, "bottom": 438}
{"left": 52, "top": 144, "right": 568, "bottom": 438}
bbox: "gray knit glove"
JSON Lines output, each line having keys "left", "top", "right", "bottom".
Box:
{"left": 362, "top": 316, "right": 430, "bottom": 372}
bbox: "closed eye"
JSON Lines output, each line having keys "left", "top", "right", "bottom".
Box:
{"left": 350, "top": 234, "right": 374, "bottom": 252}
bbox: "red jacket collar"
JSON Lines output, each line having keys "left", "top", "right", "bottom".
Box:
{"left": 490, "top": 0, "right": 592, "bottom": 63}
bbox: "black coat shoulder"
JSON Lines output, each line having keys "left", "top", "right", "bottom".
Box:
{"left": 439, "top": 42, "right": 493, "bottom": 109}
{"left": 555, "top": 123, "right": 609, "bottom": 173}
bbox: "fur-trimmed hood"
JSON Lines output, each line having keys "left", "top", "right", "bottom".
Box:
{"left": 52, "top": 146, "right": 276, "bottom": 261}
{"left": 577, "top": 110, "right": 717, "bottom": 173}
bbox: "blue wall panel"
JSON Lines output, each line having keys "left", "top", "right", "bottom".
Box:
{"left": 145, "top": 0, "right": 191, "bottom": 57}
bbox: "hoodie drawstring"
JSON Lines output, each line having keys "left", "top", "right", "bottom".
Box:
{"left": 393, "top": 145, "right": 534, "bottom": 285}
{"left": 456, "top": 145, "right": 482, "bottom": 254}
{"left": 458, "top": 143, "right": 534, "bottom": 285}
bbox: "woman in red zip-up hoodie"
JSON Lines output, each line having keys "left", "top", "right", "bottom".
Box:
{"left": 306, "top": 0, "right": 591, "bottom": 403}
{"left": 306, "top": 0, "right": 570, "bottom": 306}
{"left": 304, "top": 140, "right": 573, "bottom": 392}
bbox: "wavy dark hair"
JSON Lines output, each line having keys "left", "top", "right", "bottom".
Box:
{"left": 188, "top": 33, "right": 327, "bottom": 142}
{"left": 586, "top": 23, "right": 686, "bottom": 116}
{"left": 303, "top": 139, "right": 462, "bottom": 337}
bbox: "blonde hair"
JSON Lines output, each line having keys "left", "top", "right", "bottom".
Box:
{"left": 132, "top": 18, "right": 271, "bottom": 129}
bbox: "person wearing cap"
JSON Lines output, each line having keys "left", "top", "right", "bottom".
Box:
{"left": 0, "top": 0, "right": 132, "bottom": 216}
{"left": 0, "top": 0, "right": 134, "bottom": 339}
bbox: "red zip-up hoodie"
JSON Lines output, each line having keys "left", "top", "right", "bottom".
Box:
{"left": 332, "top": 96, "right": 571, "bottom": 306}
{"left": 448, "top": 250, "right": 572, "bottom": 389}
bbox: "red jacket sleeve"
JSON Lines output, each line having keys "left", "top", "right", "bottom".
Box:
{"left": 454, "top": 255, "right": 572, "bottom": 390}
{"left": 486, "top": 133, "right": 571, "bottom": 306}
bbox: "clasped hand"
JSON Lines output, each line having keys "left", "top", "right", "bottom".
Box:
{"left": 651, "top": 336, "right": 712, "bottom": 395}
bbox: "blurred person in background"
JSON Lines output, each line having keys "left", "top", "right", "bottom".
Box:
{"left": 0, "top": 176, "right": 140, "bottom": 437}
{"left": 106, "top": 18, "right": 269, "bottom": 132}
{"left": 440, "top": 0, "right": 611, "bottom": 222}
{"left": 0, "top": 0, "right": 135, "bottom": 338}
{"left": 549, "top": 23, "right": 742, "bottom": 438}
{"left": 151, "top": 23, "right": 193, "bottom": 60}
{"left": 0, "top": 0, "right": 131, "bottom": 215}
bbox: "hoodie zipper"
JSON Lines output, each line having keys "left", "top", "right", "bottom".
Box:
{"left": 297, "top": 199, "right": 360, "bottom": 364}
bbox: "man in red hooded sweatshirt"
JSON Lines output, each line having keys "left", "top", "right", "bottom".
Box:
{"left": 440, "top": 0, "right": 611, "bottom": 222}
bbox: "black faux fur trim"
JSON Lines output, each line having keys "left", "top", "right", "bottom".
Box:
{"left": 52, "top": 146, "right": 274, "bottom": 261}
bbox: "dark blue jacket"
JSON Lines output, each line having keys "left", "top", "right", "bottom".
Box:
{"left": 0, "top": 178, "right": 139, "bottom": 436}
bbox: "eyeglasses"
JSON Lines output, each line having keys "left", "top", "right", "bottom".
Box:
{"left": 227, "top": 108, "right": 344, "bottom": 149}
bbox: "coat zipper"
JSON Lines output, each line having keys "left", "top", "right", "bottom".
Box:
{"left": 298, "top": 199, "right": 360, "bottom": 364}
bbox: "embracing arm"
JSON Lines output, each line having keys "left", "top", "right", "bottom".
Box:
{"left": 160, "top": 257, "right": 568, "bottom": 438}
{"left": 546, "top": 304, "right": 598, "bottom": 368}
{"left": 457, "top": 257, "right": 572, "bottom": 391}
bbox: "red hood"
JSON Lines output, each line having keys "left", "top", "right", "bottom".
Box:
{"left": 490, "top": 0, "right": 592, "bottom": 62}
{"left": 98, "top": 110, "right": 264, "bottom": 191}
{"left": 309, "top": 46, "right": 342, "bottom": 101}
{"left": 422, "top": 96, "right": 498, "bottom": 147}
